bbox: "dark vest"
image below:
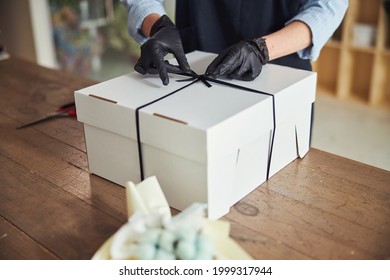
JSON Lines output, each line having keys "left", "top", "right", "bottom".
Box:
{"left": 175, "top": 0, "right": 311, "bottom": 70}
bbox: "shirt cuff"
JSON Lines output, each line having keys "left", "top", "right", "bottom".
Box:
{"left": 121, "top": 0, "right": 166, "bottom": 44}
{"left": 286, "top": 1, "right": 348, "bottom": 61}
{"left": 287, "top": 11, "right": 326, "bottom": 61}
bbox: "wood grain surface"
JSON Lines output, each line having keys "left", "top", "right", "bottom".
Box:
{"left": 1, "top": 57, "right": 389, "bottom": 260}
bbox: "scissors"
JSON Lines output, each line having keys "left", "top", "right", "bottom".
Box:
{"left": 17, "top": 102, "right": 76, "bottom": 129}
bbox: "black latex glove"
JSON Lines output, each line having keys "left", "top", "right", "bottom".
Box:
{"left": 206, "top": 38, "right": 269, "bottom": 81}
{"left": 134, "top": 15, "right": 191, "bottom": 85}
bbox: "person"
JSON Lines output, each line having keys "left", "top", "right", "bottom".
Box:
{"left": 121, "top": 0, "right": 348, "bottom": 85}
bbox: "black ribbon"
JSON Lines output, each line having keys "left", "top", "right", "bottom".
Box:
{"left": 135, "top": 71, "right": 276, "bottom": 182}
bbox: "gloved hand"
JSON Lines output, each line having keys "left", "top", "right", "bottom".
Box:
{"left": 134, "top": 15, "right": 191, "bottom": 85}
{"left": 206, "top": 38, "right": 269, "bottom": 81}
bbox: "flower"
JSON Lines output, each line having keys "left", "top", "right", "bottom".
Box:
{"left": 109, "top": 203, "right": 215, "bottom": 260}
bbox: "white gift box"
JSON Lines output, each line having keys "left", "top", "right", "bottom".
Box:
{"left": 75, "top": 51, "right": 316, "bottom": 219}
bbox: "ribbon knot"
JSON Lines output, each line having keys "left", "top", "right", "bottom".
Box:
{"left": 176, "top": 71, "right": 212, "bottom": 88}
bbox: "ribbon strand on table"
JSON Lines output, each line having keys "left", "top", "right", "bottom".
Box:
{"left": 135, "top": 70, "right": 276, "bottom": 182}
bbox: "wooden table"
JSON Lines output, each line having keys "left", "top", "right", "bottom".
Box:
{"left": 1, "top": 57, "right": 389, "bottom": 260}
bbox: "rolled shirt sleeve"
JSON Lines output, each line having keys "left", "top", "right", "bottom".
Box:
{"left": 120, "top": 0, "right": 166, "bottom": 44}
{"left": 288, "top": 0, "right": 349, "bottom": 60}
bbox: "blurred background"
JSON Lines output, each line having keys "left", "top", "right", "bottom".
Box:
{"left": 0, "top": 0, "right": 389, "bottom": 171}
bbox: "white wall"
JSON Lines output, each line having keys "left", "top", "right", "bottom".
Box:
{"left": 28, "top": 0, "right": 57, "bottom": 68}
